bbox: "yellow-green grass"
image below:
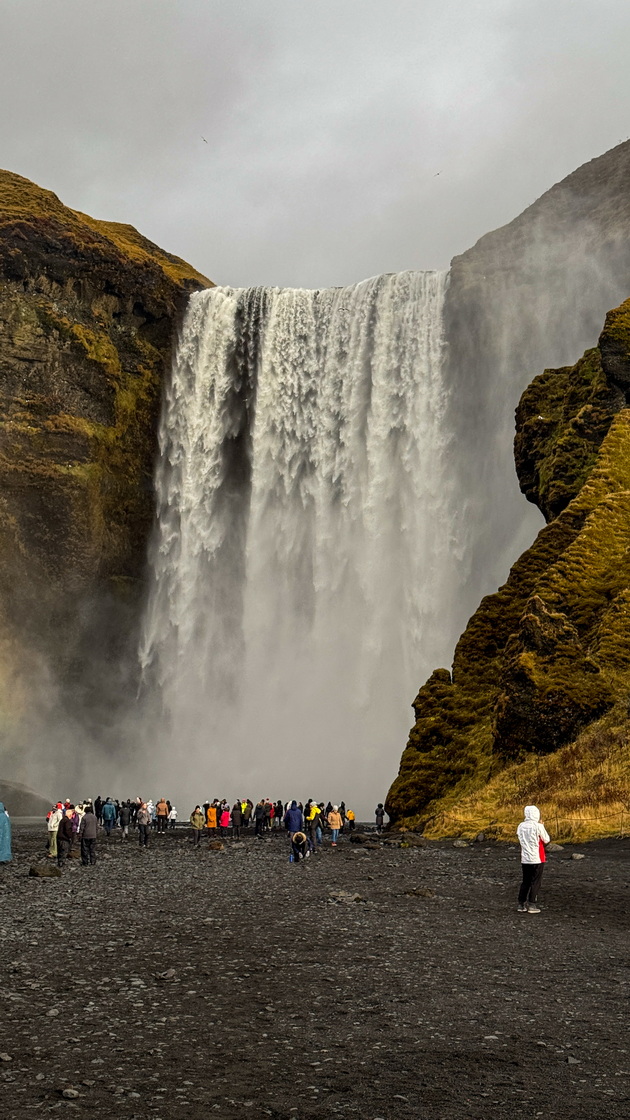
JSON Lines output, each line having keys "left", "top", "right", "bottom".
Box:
{"left": 420, "top": 708, "right": 630, "bottom": 842}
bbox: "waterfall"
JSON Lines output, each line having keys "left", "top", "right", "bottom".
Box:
{"left": 140, "top": 271, "right": 456, "bottom": 809}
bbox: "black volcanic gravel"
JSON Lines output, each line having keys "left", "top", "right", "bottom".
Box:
{"left": 0, "top": 825, "right": 628, "bottom": 1120}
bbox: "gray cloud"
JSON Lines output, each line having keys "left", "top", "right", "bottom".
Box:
{"left": 1, "top": 0, "right": 630, "bottom": 285}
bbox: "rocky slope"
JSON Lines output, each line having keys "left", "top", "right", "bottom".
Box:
{"left": 0, "top": 171, "right": 211, "bottom": 739}
{"left": 387, "top": 298, "right": 630, "bottom": 837}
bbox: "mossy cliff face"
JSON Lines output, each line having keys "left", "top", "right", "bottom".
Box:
{"left": 0, "top": 170, "right": 211, "bottom": 716}
{"left": 386, "top": 298, "right": 630, "bottom": 828}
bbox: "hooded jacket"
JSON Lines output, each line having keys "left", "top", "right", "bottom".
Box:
{"left": 284, "top": 801, "right": 303, "bottom": 832}
{"left": 516, "top": 805, "right": 550, "bottom": 864}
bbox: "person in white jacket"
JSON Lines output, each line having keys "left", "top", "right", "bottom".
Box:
{"left": 516, "top": 805, "right": 550, "bottom": 913}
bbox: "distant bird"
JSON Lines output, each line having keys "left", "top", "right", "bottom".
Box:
{"left": 201, "top": 136, "right": 208, "bottom": 144}
{"left": 434, "top": 171, "right": 441, "bottom": 177}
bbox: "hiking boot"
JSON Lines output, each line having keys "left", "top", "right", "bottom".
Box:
{"left": 517, "top": 903, "right": 527, "bottom": 912}
{"left": 527, "top": 904, "right": 541, "bottom": 914}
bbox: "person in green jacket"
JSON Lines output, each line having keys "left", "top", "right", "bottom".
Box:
{"left": 190, "top": 806, "right": 205, "bottom": 847}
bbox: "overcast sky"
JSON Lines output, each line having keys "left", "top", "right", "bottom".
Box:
{"left": 1, "top": 0, "right": 630, "bottom": 288}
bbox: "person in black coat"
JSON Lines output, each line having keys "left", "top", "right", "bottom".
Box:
{"left": 231, "top": 801, "right": 243, "bottom": 839}
{"left": 79, "top": 806, "right": 99, "bottom": 865}
{"left": 57, "top": 810, "right": 74, "bottom": 867}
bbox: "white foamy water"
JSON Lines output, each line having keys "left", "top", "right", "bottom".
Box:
{"left": 140, "top": 271, "right": 458, "bottom": 811}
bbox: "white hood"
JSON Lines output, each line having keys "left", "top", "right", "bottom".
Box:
{"left": 523, "top": 805, "right": 540, "bottom": 822}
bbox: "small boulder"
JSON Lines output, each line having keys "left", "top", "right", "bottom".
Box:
{"left": 571, "top": 852, "right": 585, "bottom": 860}
{"left": 474, "top": 832, "right": 486, "bottom": 843}
{"left": 208, "top": 840, "right": 225, "bottom": 851}
{"left": 29, "top": 863, "right": 62, "bottom": 878}
{"left": 547, "top": 843, "right": 564, "bottom": 852}
{"left": 329, "top": 890, "right": 363, "bottom": 904}
{"left": 399, "top": 833, "right": 426, "bottom": 848}
{"left": 61, "top": 1088, "right": 80, "bottom": 1099}
{"left": 349, "top": 833, "right": 373, "bottom": 845}
{"left": 453, "top": 840, "right": 469, "bottom": 848}
{"left": 403, "top": 887, "right": 435, "bottom": 898}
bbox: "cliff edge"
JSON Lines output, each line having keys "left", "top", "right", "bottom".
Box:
{"left": 0, "top": 171, "right": 211, "bottom": 737}
{"left": 386, "top": 298, "right": 630, "bottom": 841}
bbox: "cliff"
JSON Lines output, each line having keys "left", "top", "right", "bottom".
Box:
{"left": 440, "top": 140, "right": 630, "bottom": 641}
{"left": 0, "top": 171, "right": 211, "bottom": 736}
{"left": 387, "top": 298, "right": 630, "bottom": 840}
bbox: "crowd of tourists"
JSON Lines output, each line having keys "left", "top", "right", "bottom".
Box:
{"left": 1, "top": 797, "right": 553, "bottom": 914}
{"left": 42, "top": 796, "right": 389, "bottom": 868}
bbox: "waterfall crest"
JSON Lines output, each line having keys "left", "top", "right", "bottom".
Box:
{"left": 140, "top": 271, "right": 455, "bottom": 807}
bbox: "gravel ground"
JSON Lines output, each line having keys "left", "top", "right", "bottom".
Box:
{"left": 0, "top": 824, "right": 628, "bottom": 1120}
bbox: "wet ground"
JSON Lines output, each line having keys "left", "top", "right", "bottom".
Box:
{"left": 0, "top": 823, "right": 628, "bottom": 1120}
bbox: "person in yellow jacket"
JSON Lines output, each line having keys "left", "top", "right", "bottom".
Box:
{"left": 206, "top": 802, "right": 218, "bottom": 834}
{"left": 346, "top": 808, "right": 356, "bottom": 832}
{"left": 327, "top": 806, "right": 343, "bottom": 846}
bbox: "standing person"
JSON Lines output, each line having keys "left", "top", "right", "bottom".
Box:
{"left": 0, "top": 801, "right": 11, "bottom": 863}
{"left": 346, "top": 808, "right": 356, "bottom": 831}
{"left": 206, "top": 801, "right": 218, "bottom": 835}
{"left": 375, "top": 803, "right": 386, "bottom": 833}
{"left": 231, "top": 801, "right": 242, "bottom": 839}
{"left": 168, "top": 805, "right": 178, "bottom": 830}
{"left": 327, "top": 805, "right": 343, "bottom": 847}
{"left": 339, "top": 802, "right": 347, "bottom": 830}
{"left": 79, "top": 805, "right": 99, "bottom": 865}
{"left": 102, "top": 798, "right": 117, "bottom": 837}
{"left": 517, "top": 805, "right": 550, "bottom": 914}
{"left": 284, "top": 800, "right": 303, "bottom": 839}
{"left": 219, "top": 805, "right": 230, "bottom": 838}
{"left": 94, "top": 796, "right": 103, "bottom": 824}
{"left": 156, "top": 798, "right": 169, "bottom": 834}
{"left": 57, "top": 808, "right": 74, "bottom": 867}
{"left": 264, "top": 800, "right": 273, "bottom": 832}
{"left": 190, "top": 806, "right": 205, "bottom": 846}
{"left": 119, "top": 801, "right": 131, "bottom": 841}
{"left": 306, "top": 802, "right": 322, "bottom": 853}
{"left": 137, "top": 803, "right": 151, "bottom": 848}
{"left": 254, "top": 800, "right": 266, "bottom": 837}
{"left": 47, "top": 803, "right": 63, "bottom": 859}
{"left": 274, "top": 799, "right": 283, "bottom": 828}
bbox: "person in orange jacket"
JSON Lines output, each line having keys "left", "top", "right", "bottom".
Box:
{"left": 206, "top": 801, "right": 218, "bottom": 834}
{"left": 327, "top": 805, "right": 343, "bottom": 846}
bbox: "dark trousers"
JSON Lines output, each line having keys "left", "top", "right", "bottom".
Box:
{"left": 138, "top": 824, "right": 150, "bottom": 847}
{"left": 232, "top": 824, "right": 241, "bottom": 839}
{"left": 157, "top": 816, "right": 168, "bottom": 833}
{"left": 81, "top": 838, "right": 97, "bottom": 865}
{"left": 518, "top": 862, "right": 544, "bottom": 904}
{"left": 57, "top": 838, "right": 70, "bottom": 866}
{"left": 193, "top": 828, "right": 202, "bottom": 846}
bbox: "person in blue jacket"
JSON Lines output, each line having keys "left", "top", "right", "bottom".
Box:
{"left": 0, "top": 802, "right": 11, "bottom": 862}
{"left": 101, "top": 798, "right": 117, "bottom": 836}
{"left": 283, "top": 800, "right": 303, "bottom": 838}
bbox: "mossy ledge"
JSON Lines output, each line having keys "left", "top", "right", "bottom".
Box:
{"left": 0, "top": 169, "right": 212, "bottom": 716}
{"left": 386, "top": 298, "right": 630, "bottom": 836}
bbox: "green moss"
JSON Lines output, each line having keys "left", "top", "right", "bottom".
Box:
{"left": 0, "top": 168, "right": 212, "bottom": 290}
{"left": 387, "top": 300, "right": 630, "bottom": 828}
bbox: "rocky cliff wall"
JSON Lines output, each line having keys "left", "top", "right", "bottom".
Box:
{"left": 0, "top": 171, "right": 211, "bottom": 740}
{"left": 441, "top": 140, "right": 630, "bottom": 639}
{"left": 387, "top": 298, "right": 630, "bottom": 833}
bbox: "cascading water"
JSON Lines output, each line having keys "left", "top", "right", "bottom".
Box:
{"left": 140, "top": 271, "right": 459, "bottom": 810}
